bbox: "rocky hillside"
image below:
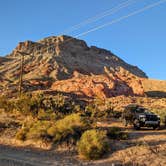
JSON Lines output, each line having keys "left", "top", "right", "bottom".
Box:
{"left": 0, "top": 35, "right": 165, "bottom": 98}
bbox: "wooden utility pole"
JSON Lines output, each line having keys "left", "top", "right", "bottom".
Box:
{"left": 17, "top": 51, "right": 29, "bottom": 97}
{"left": 19, "top": 53, "right": 24, "bottom": 97}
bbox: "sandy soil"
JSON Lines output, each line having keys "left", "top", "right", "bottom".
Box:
{"left": 0, "top": 119, "right": 166, "bottom": 166}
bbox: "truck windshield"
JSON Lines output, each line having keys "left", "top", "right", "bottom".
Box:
{"left": 136, "top": 108, "right": 145, "bottom": 113}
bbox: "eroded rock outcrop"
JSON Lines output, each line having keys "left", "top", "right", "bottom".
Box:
{"left": 51, "top": 69, "right": 144, "bottom": 99}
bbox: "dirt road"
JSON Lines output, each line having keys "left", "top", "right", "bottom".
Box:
{"left": 0, "top": 144, "right": 85, "bottom": 166}
{"left": 95, "top": 120, "right": 166, "bottom": 166}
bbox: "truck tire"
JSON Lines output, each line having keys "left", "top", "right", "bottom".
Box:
{"left": 153, "top": 124, "right": 160, "bottom": 130}
{"left": 133, "top": 119, "right": 140, "bottom": 130}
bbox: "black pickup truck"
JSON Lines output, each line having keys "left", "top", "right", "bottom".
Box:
{"left": 122, "top": 104, "right": 160, "bottom": 130}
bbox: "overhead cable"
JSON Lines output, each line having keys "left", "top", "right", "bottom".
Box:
{"left": 61, "top": 0, "right": 136, "bottom": 34}
{"left": 74, "top": 0, "right": 166, "bottom": 38}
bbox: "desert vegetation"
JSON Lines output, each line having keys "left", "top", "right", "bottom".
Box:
{"left": 0, "top": 92, "right": 166, "bottom": 163}
{"left": 0, "top": 93, "right": 110, "bottom": 159}
{"left": 77, "top": 129, "right": 109, "bottom": 160}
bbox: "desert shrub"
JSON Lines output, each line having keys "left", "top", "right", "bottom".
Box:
{"left": 37, "top": 93, "right": 76, "bottom": 115}
{"left": 51, "top": 94, "right": 65, "bottom": 108}
{"left": 37, "top": 109, "right": 59, "bottom": 120}
{"left": 42, "top": 94, "right": 69, "bottom": 113}
{"left": 16, "top": 121, "right": 52, "bottom": 141}
{"left": 85, "top": 103, "right": 105, "bottom": 118}
{"left": 151, "top": 109, "right": 166, "bottom": 125}
{"left": 106, "top": 127, "right": 128, "bottom": 140}
{"left": 85, "top": 99, "right": 118, "bottom": 119}
{"left": 85, "top": 104, "right": 95, "bottom": 117}
{"left": 85, "top": 104, "right": 114, "bottom": 119}
{"left": 26, "top": 121, "right": 51, "bottom": 140}
{"left": 109, "top": 110, "right": 122, "bottom": 118}
{"left": 47, "top": 113, "right": 89, "bottom": 144}
{"left": 12, "top": 93, "right": 75, "bottom": 117}
{"left": 14, "top": 94, "right": 39, "bottom": 116}
{"left": 14, "top": 93, "right": 54, "bottom": 116}
{"left": 16, "top": 113, "right": 90, "bottom": 144}
{"left": 77, "top": 129, "right": 109, "bottom": 160}
{"left": 0, "top": 95, "right": 14, "bottom": 112}
{"left": 16, "top": 127, "right": 29, "bottom": 141}
{"left": 55, "top": 113, "right": 87, "bottom": 131}
{"left": 73, "top": 104, "right": 81, "bottom": 112}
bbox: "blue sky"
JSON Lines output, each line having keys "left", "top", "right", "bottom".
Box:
{"left": 0, "top": 0, "right": 165, "bottom": 80}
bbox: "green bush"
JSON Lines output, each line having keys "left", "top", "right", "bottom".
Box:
{"left": 26, "top": 121, "right": 51, "bottom": 140}
{"left": 14, "top": 94, "right": 40, "bottom": 116}
{"left": 37, "top": 109, "right": 58, "bottom": 120}
{"left": 85, "top": 103, "right": 108, "bottom": 118}
{"left": 77, "top": 129, "right": 109, "bottom": 160}
{"left": 16, "top": 113, "right": 89, "bottom": 144}
{"left": 85, "top": 99, "right": 117, "bottom": 119}
{"left": 0, "top": 92, "right": 80, "bottom": 118}
{"left": 151, "top": 109, "right": 166, "bottom": 125}
{"left": 85, "top": 103, "right": 97, "bottom": 117}
{"left": 16, "top": 121, "right": 52, "bottom": 141}
{"left": 31, "top": 93, "right": 75, "bottom": 115}
{"left": 47, "top": 113, "right": 89, "bottom": 144}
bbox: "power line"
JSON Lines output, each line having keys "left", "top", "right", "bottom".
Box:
{"left": 61, "top": 0, "right": 136, "bottom": 35}
{"left": 74, "top": 0, "right": 166, "bottom": 38}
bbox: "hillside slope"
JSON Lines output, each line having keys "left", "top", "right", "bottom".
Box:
{"left": 0, "top": 35, "right": 165, "bottom": 98}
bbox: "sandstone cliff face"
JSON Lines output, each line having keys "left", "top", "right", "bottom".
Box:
{"left": 0, "top": 35, "right": 149, "bottom": 97}
{"left": 51, "top": 67, "right": 145, "bottom": 99}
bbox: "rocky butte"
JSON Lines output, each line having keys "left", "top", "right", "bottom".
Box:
{"left": 0, "top": 35, "right": 165, "bottom": 98}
